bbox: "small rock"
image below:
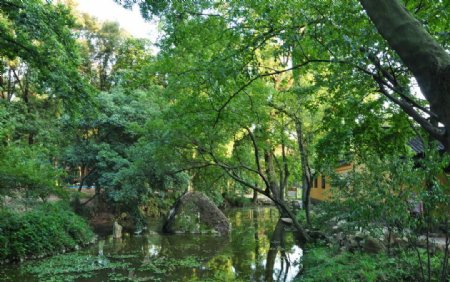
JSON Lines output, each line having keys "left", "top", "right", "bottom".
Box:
{"left": 113, "top": 221, "right": 123, "bottom": 239}
{"left": 337, "top": 220, "right": 347, "bottom": 227}
{"left": 393, "top": 237, "right": 409, "bottom": 248}
{"left": 281, "top": 218, "right": 293, "bottom": 224}
{"left": 363, "top": 237, "right": 386, "bottom": 254}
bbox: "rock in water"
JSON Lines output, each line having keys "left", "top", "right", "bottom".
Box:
{"left": 163, "top": 192, "right": 230, "bottom": 235}
{"left": 113, "top": 221, "right": 122, "bottom": 239}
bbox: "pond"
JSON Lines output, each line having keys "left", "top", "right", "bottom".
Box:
{"left": 0, "top": 207, "right": 303, "bottom": 281}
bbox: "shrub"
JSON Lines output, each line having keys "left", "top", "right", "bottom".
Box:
{"left": 0, "top": 203, "right": 94, "bottom": 262}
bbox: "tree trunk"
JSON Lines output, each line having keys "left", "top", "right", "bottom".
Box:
{"left": 264, "top": 149, "right": 281, "bottom": 201}
{"left": 291, "top": 43, "right": 314, "bottom": 225}
{"left": 265, "top": 192, "right": 310, "bottom": 243}
{"left": 359, "top": 0, "right": 450, "bottom": 151}
{"left": 280, "top": 141, "right": 290, "bottom": 202}
{"left": 252, "top": 188, "right": 258, "bottom": 204}
{"left": 295, "top": 119, "right": 312, "bottom": 225}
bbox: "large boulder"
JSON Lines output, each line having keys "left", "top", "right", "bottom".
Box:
{"left": 163, "top": 192, "right": 230, "bottom": 235}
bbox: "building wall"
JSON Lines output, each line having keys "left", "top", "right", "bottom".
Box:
{"left": 310, "top": 163, "right": 353, "bottom": 202}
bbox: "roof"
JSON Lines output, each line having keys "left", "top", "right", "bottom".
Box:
{"left": 408, "top": 137, "right": 445, "bottom": 154}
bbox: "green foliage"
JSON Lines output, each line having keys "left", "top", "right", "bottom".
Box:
{"left": 299, "top": 245, "right": 444, "bottom": 282}
{"left": 0, "top": 203, "right": 94, "bottom": 261}
{"left": 0, "top": 0, "right": 91, "bottom": 104}
{"left": 309, "top": 150, "right": 449, "bottom": 281}
{"left": 0, "top": 144, "right": 64, "bottom": 200}
{"left": 62, "top": 87, "right": 189, "bottom": 218}
{"left": 327, "top": 154, "right": 420, "bottom": 230}
{"left": 320, "top": 151, "right": 449, "bottom": 237}
{"left": 1, "top": 4, "right": 448, "bottom": 279}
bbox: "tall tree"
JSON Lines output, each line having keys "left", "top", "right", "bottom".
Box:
{"left": 359, "top": 0, "right": 450, "bottom": 150}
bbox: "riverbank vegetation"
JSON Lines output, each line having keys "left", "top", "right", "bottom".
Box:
{"left": 0, "top": 203, "right": 94, "bottom": 262}
{"left": 300, "top": 246, "right": 446, "bottom": 282}
{"left": 0, "top": 0, "right": 448, "bottom": 280}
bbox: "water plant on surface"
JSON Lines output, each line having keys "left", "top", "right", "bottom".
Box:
{"left": 22, "top": 253, "right": 130, "bottom": 282}
{"left": 139, "top": 255, "right": 202, "bottom": 273}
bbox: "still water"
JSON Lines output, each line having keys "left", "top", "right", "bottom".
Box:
{"left": 0, "top": 207, "right": 303, "bottom": 281}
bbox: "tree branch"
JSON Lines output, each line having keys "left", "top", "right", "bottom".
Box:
{"left": 244, "top": 126, "right": 270, "bottom": 188}
{"left": 366, "top": 51, "right": 438, "bottom": 119}
{"left": 213, "top": 59, "right": 339, "bottom": 126}
{"left": 375, "top": 79, "right": 445, "bottom": 142}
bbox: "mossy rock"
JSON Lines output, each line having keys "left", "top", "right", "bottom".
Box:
{"left": 163, "top": 192, "right": 230, "bottom": 235}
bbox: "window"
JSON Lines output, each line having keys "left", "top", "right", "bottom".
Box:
{"left": 322, "top": 176, "right": 326, "bottom": 189}
{"left": 314, "top": 177, "right": 318, "bottom": 188}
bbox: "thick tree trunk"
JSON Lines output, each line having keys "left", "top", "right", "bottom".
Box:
{"left": 359, "top": 0, "right": 450, "bottom": 151}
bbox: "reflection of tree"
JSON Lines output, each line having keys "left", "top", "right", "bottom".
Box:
{"left": 226, "top": 208, "right": 274, "bottom": 280}
{"left": 142, "top": 235, "right": 162, "bottom": 264}
{"left": 253, "top": 209, "right": 260, "bottom": 269}
{"left": 265, "top": 220, "right": 292, "bottom": 282}
{"left": 206, "top": 255, "right": 235, "bottom": 281}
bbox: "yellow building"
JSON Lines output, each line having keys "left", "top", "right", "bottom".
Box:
{"left": 310, "top": 163, "right": 353, "bottom": 202}
{"left": 309, "top": 137, "right": 449, "bottom": 203}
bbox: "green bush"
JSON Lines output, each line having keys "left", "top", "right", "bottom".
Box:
{"left": 0, "top": 203, "right": 95, "bottom": 262}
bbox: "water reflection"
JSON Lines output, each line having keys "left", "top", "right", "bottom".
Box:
{"left": 1, "top": 207, "right": 303, "bottom": 281}
{"left": 265, "top": 221, "right": 303, "bottom": 282}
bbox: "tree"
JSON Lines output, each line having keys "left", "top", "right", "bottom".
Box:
{"left": 0, "top": 0, "right": 90, "bottom": 105}
{"left": 359, "top": 0, "right": 450, "bottom": 151}
{"left": 0, "top": 0, "right": 92, "bottom": 202}
{"left": 116, "top": 0, "right": 449, "bottom": 151}
{"left": 75, "top": 15, "right": 128, "bottom": 91}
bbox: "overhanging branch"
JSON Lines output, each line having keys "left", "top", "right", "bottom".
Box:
{"left": 376, "top": 80, "right": 445, "bottom": 142}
